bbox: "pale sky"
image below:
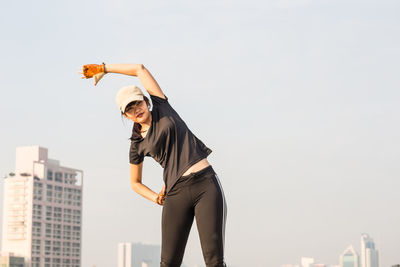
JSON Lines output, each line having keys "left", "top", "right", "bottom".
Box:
{"left": 0, "top": 0, "right": 399, "bottom": 266}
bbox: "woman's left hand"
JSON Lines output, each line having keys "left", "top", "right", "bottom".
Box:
{"left": 79, "top": 63, "right": 106, "bottom": 86}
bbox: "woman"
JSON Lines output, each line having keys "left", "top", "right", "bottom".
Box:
{"left": 80, "top": 63, "right": 227, "bottom": 267}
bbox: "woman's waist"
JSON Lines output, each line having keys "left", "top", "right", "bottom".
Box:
{"left": 182, "top": 158, "right": 210, "bottom": 176}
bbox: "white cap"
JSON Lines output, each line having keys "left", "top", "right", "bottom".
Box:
{"left": 115, "top": 85, "right": 145, "bottom": 113}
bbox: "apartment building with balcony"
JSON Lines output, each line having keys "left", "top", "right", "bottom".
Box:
{"left": 1, "top": 146, "right": 83, "bottom": 267}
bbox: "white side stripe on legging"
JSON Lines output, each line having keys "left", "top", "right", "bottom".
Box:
{"left": 214, "top": 173, "right": 227, "bottom": 254}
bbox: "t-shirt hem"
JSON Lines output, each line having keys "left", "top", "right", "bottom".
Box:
{"left": 129, "top": 158, "right": 144, "bottom": 165}
{"left": 166, "top": 151, "right": 212, "bottom": 194}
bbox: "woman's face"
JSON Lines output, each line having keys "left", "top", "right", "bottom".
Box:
{"left": 124, "top": 100, "right": 150, "bottom": 123}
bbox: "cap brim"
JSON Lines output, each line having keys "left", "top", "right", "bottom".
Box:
{"left": 121, "top": 95, "right": 144, "bottom": 112}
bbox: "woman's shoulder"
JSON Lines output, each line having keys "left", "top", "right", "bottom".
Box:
{"left": 149, "top": 94, "right": 175, "bottom": 117}
{"left": 150, "top": 94, "right": 169, "bottom": 105}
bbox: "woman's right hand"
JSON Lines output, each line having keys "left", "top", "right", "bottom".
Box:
{"left": 156, "top": 185, "right": 166, "bottom": 205}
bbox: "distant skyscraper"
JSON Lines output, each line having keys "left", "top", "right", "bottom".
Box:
{"left": 340, "top": 245, "right": 359, "bottom": 267}
{"left": 360, "top": 233, "right": 379, "bottom": 267}
{"left": 302, "top": 257, "right": 315, "bottom": 267}
{"left": 1, "top": 146, "right": 83, "bottom": 267}
{"left": 118, "top": 242, "right": 161, "bottom": 267}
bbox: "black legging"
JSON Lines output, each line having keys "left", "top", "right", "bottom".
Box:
{"left": 160, "top": 165, "right": 227, "bottom": 267}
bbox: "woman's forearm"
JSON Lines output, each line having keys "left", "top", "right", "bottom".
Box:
{"left": 131, "top": 182, "right": 158, "bottom": 203}
{"left": 104, "top": 63, "right": 164, "bottom": 98}
{"left": 104, "top": 64, "right": 145, "bottom": 76}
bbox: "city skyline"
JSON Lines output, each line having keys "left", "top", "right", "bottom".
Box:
{"left": 0, "top": 146, "right": 394, "bottom": 267}
{"left": 284, "top": 233, "right": 382, "bottom": 267}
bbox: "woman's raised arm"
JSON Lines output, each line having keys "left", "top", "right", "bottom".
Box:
{"left": 105, "top": 64, "right": 167, "bottom": 99}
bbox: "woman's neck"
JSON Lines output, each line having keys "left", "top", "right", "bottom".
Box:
{"left": 139, "top": 113, "right": 152, "bottom": 130}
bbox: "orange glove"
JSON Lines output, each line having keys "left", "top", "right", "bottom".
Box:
{"left": 156, "top": 185, "right": 166, "bottom": 206}
{"left": 82, "top": 63, "right": 106, "bottom": 78}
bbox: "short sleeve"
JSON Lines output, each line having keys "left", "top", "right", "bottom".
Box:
{"left": 150, "top": 94, "right": 169, "bottom": 106}
{"left": 129, "top": 142, "right": 144, "bottom": 164}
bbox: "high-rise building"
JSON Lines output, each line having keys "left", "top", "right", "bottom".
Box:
{"left": 0, "top": 252, "right": 25, "bottom": 267}
{"left": 118, "top": 242, "right": 161, "bottom": 267}
{"left": 340, "top": 245, "right": 359, "bottom": 267}
{"left": 360, "top": 233, "right": 379, "bottom": 267}
{"left": 1, "top": 146, "right": 83, "bottom": 267}
{"left": 302, "top": 258, "right": 315, "bottom": 267}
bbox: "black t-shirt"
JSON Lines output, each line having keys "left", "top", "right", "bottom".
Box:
{"left": 129, "top": 94, "right": 212, "bottom": 194}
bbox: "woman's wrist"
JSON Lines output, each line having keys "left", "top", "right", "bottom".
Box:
{"left": 132, "top": 182, "right": 163, "bottom": 205}
{"left": 99, "top": 64, "right": 142, "bottom": 76}
{"left": 102, "top": 62, "right": 107, "bottom": 73}
{"left": 155, "top": 191, "right": 166, "bottom": 205}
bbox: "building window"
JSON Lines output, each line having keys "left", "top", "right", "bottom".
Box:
{"left": 32, "top": 221, "right": 41, "bottom": 237}
{"left": 55, "top": 186, "right": 63, "bottom": 204}
{"left": 33, "top": 182, "right": 43, "bottom": 201}
{"left": 53, "top": 223, "right": 62, "bottom": 239}
{"left": 72, "top": 243, "right": 80, "bottom": 257}
{"left": 45, "top": 223, "right": 52, "bottom": 238}
{"left": 63, "top": 208, "right": 72, "bottom": 223}
{"left": 52, "top": 258, "right": 61, "bottom": 267}
{"left": 33, "top": 204, "right": 42, "bottom": 220}
{"left": 45, "top": 240, "right": 51, "bottom": 255}
{"left": 72, "top": 226, "right": 81, "bottom": 242}
{"left": 64, "top": 173, "right": 74, "bottom": 185}
{"left": 55, "top": 172, "right": 63, "bottom": 183}
{"left": 73, "top": 189, "right": 81, "bottom": 206}
{"left": 53, "top": 240, "right": 61, "bottom": 256}
{"left": 63, "top": 225, "right": 71, "bottom": 241}
{"left": 63, "top": 241, "right": 71, "bottom": 256}
{"left": 31, "top": 256, "right": 41, "bottom": 267}
{"left": 46, "top": 184, "right": 53, "bottom": 202}
{"left": 64, "top": 187, "right": 73, "bottom": 205}
{"left": 45, "top": 258, "right": 51, "bottom": 267}
{"left": 73, "top": 209, "right": 81, "bottom": 224}
{"left": 62, "top": 258, "right": 71, "bottom": 266}
{"left": 52, "top": 257, "right": 61, "bottom": 267}
{"left": 46, "top": 206, "right": 52, "bottom": 221}
{"left": 31, "top": 239, "right": 41, "bottom": 254}
{"left": 54, "top": 207, "right": 62, "bottom": 222}
{"left": 47, "top": 170, "right": 53, "bottom": 181}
